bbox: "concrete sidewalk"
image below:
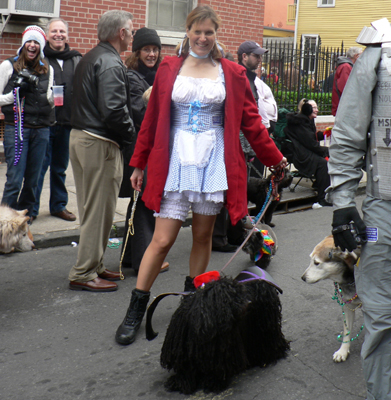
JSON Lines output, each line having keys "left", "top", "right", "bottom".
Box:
{"left": 0, "top": 159, "right": 367, "bottom": 249}
{"left": 0, "top": 161, "right": 129, "bottom": 248}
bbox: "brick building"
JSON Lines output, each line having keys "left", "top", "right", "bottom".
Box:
{"left": 0, "top": 0, "right": 266, "bottom": 61}
{"left": 0, "top": 0, "right": 266, "bottom": 152}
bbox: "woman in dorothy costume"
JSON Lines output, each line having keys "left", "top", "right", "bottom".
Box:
{"left": 115, "top": 5, "right": 286, "bottom": 346}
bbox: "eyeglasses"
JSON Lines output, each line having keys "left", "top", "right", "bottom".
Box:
{"left": 124, "top": 28, "right": 136, "bottom": 36}
{"left": 141, "top": 48, "right": 159, "bottom": 54}
{"left": 250, "top": 53, "right": 262, "bottom": 59}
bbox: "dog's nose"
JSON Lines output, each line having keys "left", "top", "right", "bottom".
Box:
{"left": 301, "top": 275, "right": 306, "bottom": 282}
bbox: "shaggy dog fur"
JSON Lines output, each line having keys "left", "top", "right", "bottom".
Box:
{"left": 301, "top": 235, "right": 361, "bottom": 362}
{"left": 242, "top": 224, "right": 278, "bottom": 269}
{"left": 247, "top": 168, "right": 293, "bottom": 227}
{"left": 0, "top": 205, "right": 34, "bottom": 254}
{"left": 156, "top": 270, "right": 290, "bottom": 394}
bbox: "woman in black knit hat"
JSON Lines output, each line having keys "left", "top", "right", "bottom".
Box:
{"left": 118, "top": 27, "right": 168, "bottom": 274}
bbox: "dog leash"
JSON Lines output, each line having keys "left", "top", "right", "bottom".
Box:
{"left": 118, "top": 190, "right": 139, "bottom": 280}
{"left": 221, "top": 167, "right": 283, "bottom": 272}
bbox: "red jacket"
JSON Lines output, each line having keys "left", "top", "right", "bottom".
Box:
{"left": 331, "top": 61, "right": 353, "bottom": 116}
{"left": 130, "top": 56, "right": 283, "bottom": 225}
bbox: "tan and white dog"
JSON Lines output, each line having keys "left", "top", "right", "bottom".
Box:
{"left": 0, "top": 205, "right": 34, "bottom": 254}
{"left": 301, "top": 235, "right": 362, "bottom": 362}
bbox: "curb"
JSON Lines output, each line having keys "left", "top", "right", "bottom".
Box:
{"left": 33, "top": 222, "right": 126, "bottom": 249}
{"left": 32, "top": 185, "right": 367, "bottom": 250}
{"left": 33, "top": 217, "right": 193, "bottom": 249}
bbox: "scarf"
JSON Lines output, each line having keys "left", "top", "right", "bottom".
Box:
{"left": 138, "top": 60, "right": 158, "bottom": 86}
{"left": 43, "top": 43, "right": 82, "bottom": 60}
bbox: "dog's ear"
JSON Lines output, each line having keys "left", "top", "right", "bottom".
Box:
{"left": 331, "top": 248, "right": 359, "bottom": 269}
{"left": 16, "top": 209, "right": 28, "bottom": 216}
{"left": 18, "top": 215, "right": 30, "bottom": 227}
{"left": 255, "top": 231, "right": 264, "bottom": 241}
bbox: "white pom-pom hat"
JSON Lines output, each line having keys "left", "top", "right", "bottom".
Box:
{"left": 17, "top": 25, "right": 47, "bottom": 59}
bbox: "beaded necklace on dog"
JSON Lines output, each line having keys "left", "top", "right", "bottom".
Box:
{"left": 332, "top": 281, "right": 364, "bottom": 343}
{"left": 13, "top": 87, "right": 25, "bottom": 166}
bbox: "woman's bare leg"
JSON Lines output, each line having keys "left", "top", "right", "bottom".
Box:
{"left": 136, "top": 217, "right": 183, "bottom": 292}
{"left": 189, "top": 213, "right": 217, "bottom": 277}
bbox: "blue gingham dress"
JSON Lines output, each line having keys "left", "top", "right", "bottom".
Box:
{"left": 163, "top": 63, "right": 228, "bottom": 204}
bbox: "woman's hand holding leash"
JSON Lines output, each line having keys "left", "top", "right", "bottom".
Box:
{"left": 270, "top": 157, "right": 287, "bottom": 172}
{"left": 130, "top": 168, "right": 144, "bottom": 192}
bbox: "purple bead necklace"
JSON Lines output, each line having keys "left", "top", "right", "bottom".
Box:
{"left": 13, "top": 87, "right": 25, "bottom": 166}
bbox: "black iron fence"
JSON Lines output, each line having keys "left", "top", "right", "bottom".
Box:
{"left": 261, "top": 39, "right": 346, "bottom": 115}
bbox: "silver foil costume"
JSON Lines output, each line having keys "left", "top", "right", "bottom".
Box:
{"left": 328, "top": 18, "right": 391, "bottom": 400}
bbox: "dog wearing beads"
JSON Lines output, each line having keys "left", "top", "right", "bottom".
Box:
{"left": 301, "top": 235, "right": 362, "bottom": 362}
{"left": 247, "top": 168, "right": 293, "bottom": 227}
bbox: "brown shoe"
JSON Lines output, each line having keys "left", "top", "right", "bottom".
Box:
{"left": 69, "top": 277, "right": 118, "bottom": 292}
{"left": 52, "top": 209, "right": 76, "bottom": 221}
{"left": 98, "top": 269, "right": 122, "bottom": 281}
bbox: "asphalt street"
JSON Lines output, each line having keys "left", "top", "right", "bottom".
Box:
{"left": 1, "top": 195, "right": 367, "bottom": 400}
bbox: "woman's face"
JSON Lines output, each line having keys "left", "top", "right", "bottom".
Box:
{"left": 186, "top": 18, "right": 216, "bottom": 58}
{"left": 24, "top": 40, "right": 40, "bottom": 61}
{"left": 308, "top": 101, "right": 318, "bottom": 119}
{"left": 139, "top": 45, "right": 160, "bottom": 68}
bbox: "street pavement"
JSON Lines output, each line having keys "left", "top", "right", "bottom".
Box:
{"left": 1, "top": 178, "right": 367, "bottom": 400}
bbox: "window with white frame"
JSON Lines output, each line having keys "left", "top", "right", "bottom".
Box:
{"left": 148, "top": 0, "right": 193, "bottom": 32}
{"left": 317, "top": 0, "right": 335, "bottom": 7}
{"left": 301, "top": 34, "right": 319, "bottom": 74}
{"left": 0, "top": 0, "right": 60, "bottom": 17}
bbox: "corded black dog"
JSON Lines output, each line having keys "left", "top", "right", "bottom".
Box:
{"left": 145, "top": 267, "right": 290, "bottom": 394}
{"left": 247, "top": 168, "right": 293, "bottom": 227}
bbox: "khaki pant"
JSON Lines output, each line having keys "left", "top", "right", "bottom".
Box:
{"left": 68, "top": 129, "right": 123, "bottom": 282}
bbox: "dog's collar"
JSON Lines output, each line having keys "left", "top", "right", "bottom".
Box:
{"left": 235, "top": 266, "right": 282, "bottom": 293}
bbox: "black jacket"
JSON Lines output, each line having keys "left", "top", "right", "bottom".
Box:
{"left": 44, "top": 43, "right": 81, "bottom": 127}
{"left": 284, "top": 112, "right": 329, "bottom": 177}
{"left": 119, "top": 68, "right": 151, "bottom": 198}
{"left": 71, "top": 42, "right": 135, "bottom": 148}
{"left": 2, "top": 58, "right": 55, "bottom": 127}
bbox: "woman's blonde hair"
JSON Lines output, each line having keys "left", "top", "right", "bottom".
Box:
{"left": 14, "top": 45, "right": 48, "bottom": 75}
{"left": 175, "top": 5, "right": 225, "bottom": 60}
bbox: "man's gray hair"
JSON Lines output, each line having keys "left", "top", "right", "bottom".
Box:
{"left": 98, "top": 10, "right": 133, "bottom": 42}
{"left": 346, "top": 46, "right": 362, "bottom": 59}
{"left": 45, "top": 17, "right": 69, "bottom": 34}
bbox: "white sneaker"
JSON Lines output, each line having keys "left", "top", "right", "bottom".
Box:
{"left": 312, "top": 202, "right": 323, "bottom": 209}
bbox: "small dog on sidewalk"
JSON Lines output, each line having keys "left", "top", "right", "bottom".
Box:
{"left": 247, "top": 168, "right": 293, "bottom": 227}
{"left": 301, "top": 235, "right": 362, "bottom": 362}
{"left": 0, "top": 205, "right": 34, "bottom": 254}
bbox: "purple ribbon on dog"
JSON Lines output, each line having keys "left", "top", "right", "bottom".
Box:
{"left": 235, "top": 266, "right": 283, "bottom": 294}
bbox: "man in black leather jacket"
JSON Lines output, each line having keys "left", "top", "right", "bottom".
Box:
{"left": 68, "top": 10, "right": 136, "bottom": 292}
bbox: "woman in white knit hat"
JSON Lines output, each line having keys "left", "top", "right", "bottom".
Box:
{"left": 0, "top": 25, "right": 55, "bottom": 222}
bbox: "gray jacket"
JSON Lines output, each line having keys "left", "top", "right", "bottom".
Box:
{"left": 328, "top": 45, "right": 382, "bottom": 209}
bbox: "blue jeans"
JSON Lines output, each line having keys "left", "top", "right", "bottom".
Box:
{"left": 33, "top": 125, "right": 71, "bottom": 216}
{"left": 1, "top": 124, "right": 50, "bottom": 216}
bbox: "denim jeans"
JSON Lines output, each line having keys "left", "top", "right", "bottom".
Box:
{"left": 1, "top": 124, "right": 50, "bottom": 216}
{"left": 33, "top": 125, "right": 71, "bottom": 216}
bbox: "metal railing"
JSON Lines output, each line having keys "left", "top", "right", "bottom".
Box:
{"left": 262, "top": 39, "right": 346, "bottom": 114}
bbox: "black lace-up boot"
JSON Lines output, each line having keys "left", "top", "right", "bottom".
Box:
{"left": 115, "top": 288, "right": 150, "bottom": 345}
{"left": 184, "top": 276, "right": 196, "bottom": 292}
